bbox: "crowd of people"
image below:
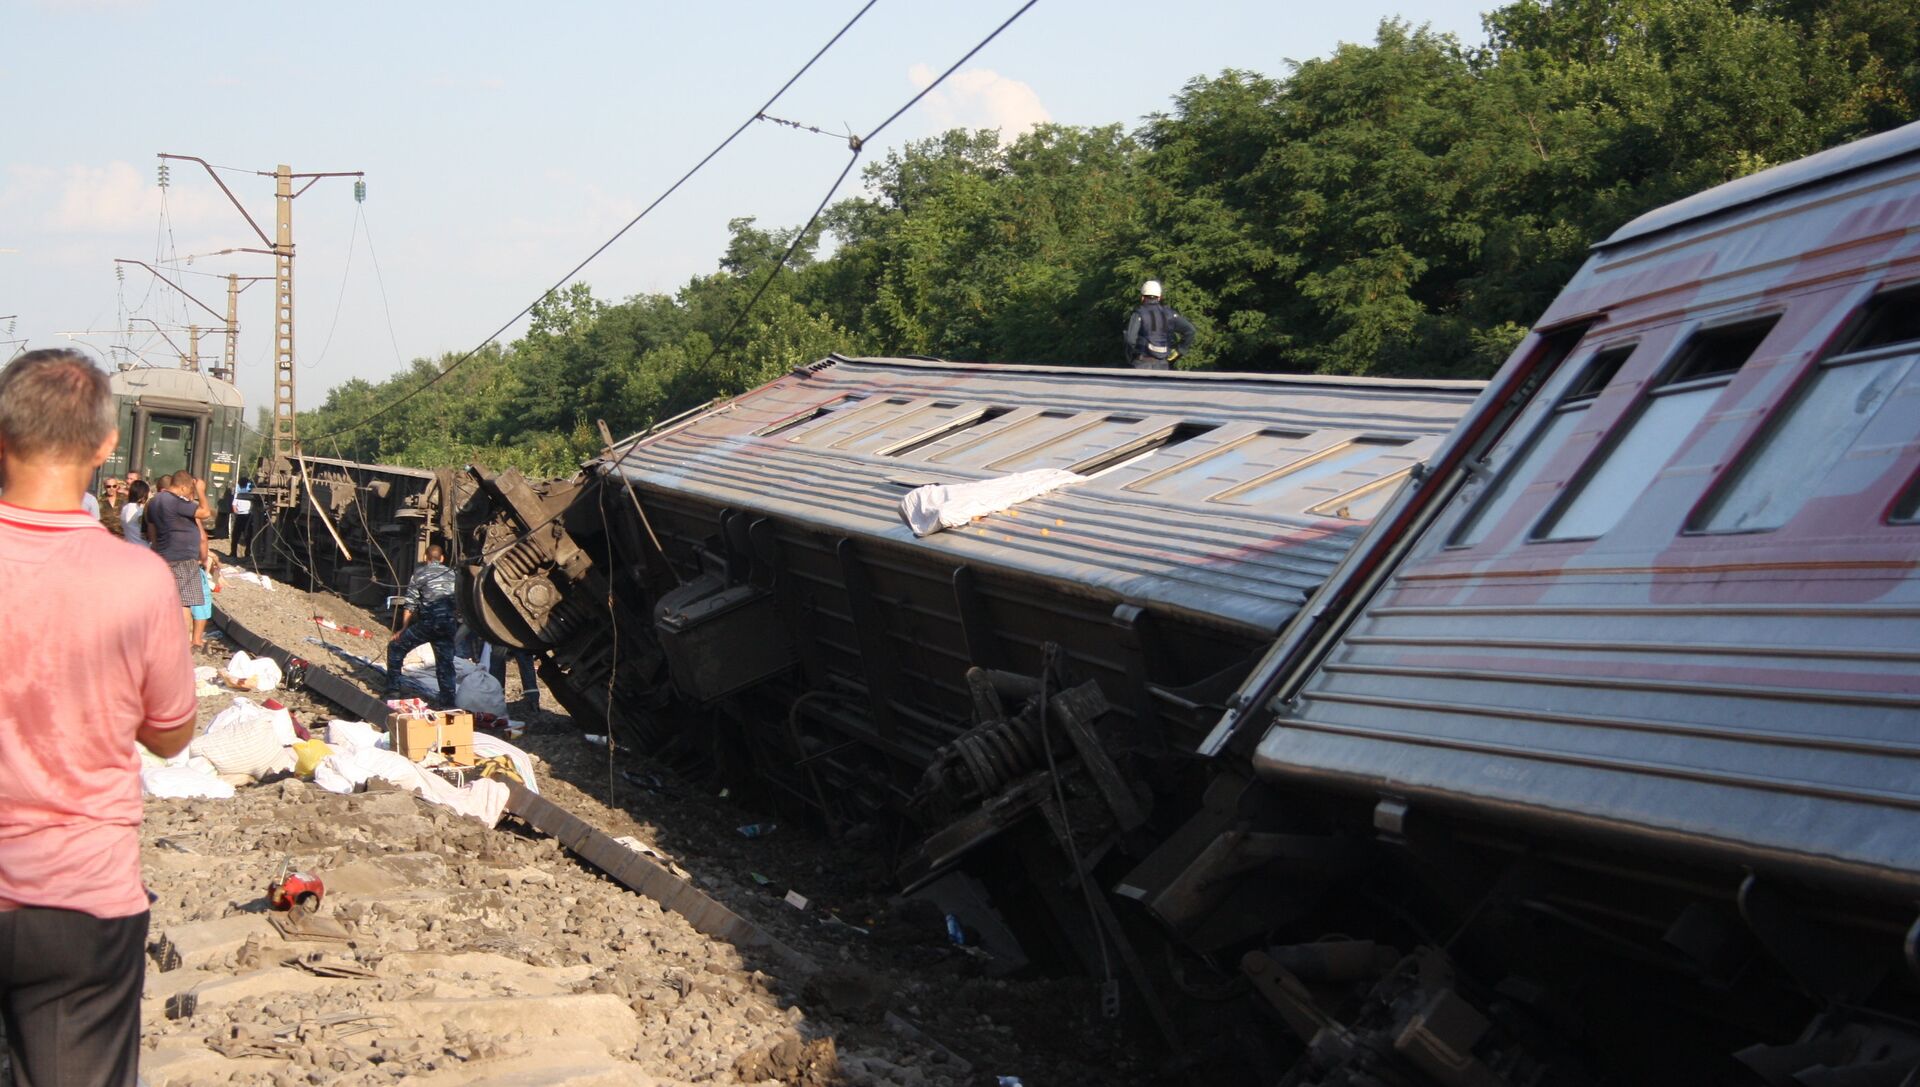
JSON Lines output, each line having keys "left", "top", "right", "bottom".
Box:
{"left": 0, "top": 347, "right": 535, "bottom": 1085}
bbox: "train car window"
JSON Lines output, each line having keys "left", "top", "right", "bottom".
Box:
{"left": 882, "top": 407, "right": 1012, "bottom": 457}
{"left": 1841, "top": 283, "right": 1920, "bottom": 352}
{"left": 1212, "top": 436, "right": 1415, "bottom": 508}
{"left": 1537, "top": 317, "right": 1777, "bottom": 541}
{"left": 923, "top": 410, "right": 1081, "bottom": 466}
{"left": 788, "top": 396, "right": 936, "bottom": 449}
{"left": 1449, "top": 345, "right": 1634, "bottom": 547}
{"left": 1071, "top": 422, "right": 1216, "bottom": 478}
{"left": 985, "top": 414, "right": 1168, "bottom": 473}
{"left": 1308, "top": 470, "right": 1413, "bottom": 521}
{"left": 1695, "top": 342, "right": 1917, "bottom": 533}
{"left": 1892, "top": 473, "right": 1920, "bottom": 524}
{"left": 1121, "top": 428, "right": 1316, "bottom": 498}
{"left": 755, "top": 394, "right": 865, "bottom": 437}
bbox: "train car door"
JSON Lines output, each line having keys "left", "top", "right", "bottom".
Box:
{"left": 144, "top": 415, "right": 199, "bottom": 479}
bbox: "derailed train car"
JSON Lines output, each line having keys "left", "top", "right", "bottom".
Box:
{"left": 247, "top": 454, "right": 454, "bottom": 610}
{"left": 1187, "top": 121, "right": 1920, "bottom": 1082}
{"left": 457, "top": 120, "right": 1920, "bottom": 1083}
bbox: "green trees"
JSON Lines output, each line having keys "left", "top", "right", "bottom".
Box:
{"left": 301, "top": 0, "right": 1915, "bottom": 473}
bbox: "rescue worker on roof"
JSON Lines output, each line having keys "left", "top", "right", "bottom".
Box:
{"left": 1122, "top": 279, "right": 1196, "bottom": 370}
{"left": 386, "top": 543, "right": 459, "bottom": 708}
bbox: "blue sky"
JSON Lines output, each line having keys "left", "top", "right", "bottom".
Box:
{"left": 1, "top": 0, "right": 1495, "bottom": 414}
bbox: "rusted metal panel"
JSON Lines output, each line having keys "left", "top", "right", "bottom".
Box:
{"left": 1248, "top": 120, "right": 1920, "bottom": 897}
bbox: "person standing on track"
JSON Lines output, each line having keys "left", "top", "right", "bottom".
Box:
{"left": 229, "top": 478, "right": 256, "bottom": 560}
{"left": 147, "top": 472, "right": 210, "bottom": 643}
{"left": 1122, "top": 279, "right": 1196, "bottom": 370}
{"left": 386, "top": 543, "right": 460, "bottom": 708}
{"left": 0, "top": 348, "right": 196, "bottom": 1087}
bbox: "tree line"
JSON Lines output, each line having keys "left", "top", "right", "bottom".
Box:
{"left": 300, "top": 0, "right": 1917, "bottom": 475}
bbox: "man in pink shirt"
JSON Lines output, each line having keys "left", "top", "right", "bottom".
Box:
{"left": 0, "top": 349, "right": 196, "bottom": 1086}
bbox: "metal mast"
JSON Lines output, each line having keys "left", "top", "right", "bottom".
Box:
{"left": 156, "top": 154, "right": 363, "bottom": 477}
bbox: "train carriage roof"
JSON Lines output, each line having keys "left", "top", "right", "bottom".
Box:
{"left": 108, "top": 366, "right": 244, "bottom": 408}
{"left": 1600, "top": 119, "right": 1920, "bottom": 249}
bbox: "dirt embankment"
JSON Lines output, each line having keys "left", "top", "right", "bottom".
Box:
{"left": 132, "top": 547, "right": 1144, "bottom": 1086}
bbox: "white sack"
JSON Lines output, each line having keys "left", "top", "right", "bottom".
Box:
{"left": 325, "top": 719, "right": 384, "bottom": 753}
{"left": 899, "top": 469, "right": 1086, "bottom": 537}
{"left": 403, "top": 642, "right": 436, "bottom": 670}
{"left": 191, "top": 698, "right": 287, "bottom": 778}
{"left": 224, "top": 650, "right": 283, "bottom": 693}
{"left": 455, "top": 669, "right": 508, "bottom": 718}
{"left": 142, "top": 763, "right": 237, "bottom": 800}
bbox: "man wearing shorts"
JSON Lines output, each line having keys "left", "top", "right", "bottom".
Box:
{"left": 0, "top": 348, "right": 197, "bottom": 1086}
{"left": 147, "top": 471, "right": 208, "bottom": 640}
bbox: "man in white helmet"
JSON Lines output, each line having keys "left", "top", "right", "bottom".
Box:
{"left": 1122, "top": 279, "right": 1196, "bottom": 370}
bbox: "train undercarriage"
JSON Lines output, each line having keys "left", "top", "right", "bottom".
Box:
{"left": 448, "top": 460, "right": 1920, "bottom": 1086}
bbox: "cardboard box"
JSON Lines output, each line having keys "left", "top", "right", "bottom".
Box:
{"left": 388, "top": 710, "right": 475, "bottom": 766}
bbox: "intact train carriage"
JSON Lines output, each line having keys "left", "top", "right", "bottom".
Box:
{"left": 98, "top": 366, "right": 246, "bottom": 492}
{"left": 454, "top": 121, "right": 1920, "bottom": 1083}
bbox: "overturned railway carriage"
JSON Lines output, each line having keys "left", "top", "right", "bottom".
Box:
{"left": 1195, "top": 121, "right": 1920, "bottom": 1081}
{"left": 458, "top": 360, "right": 1477, "bottom": 772}
{"left": 457, "top": 122, "right": 1920, "bottom": 1084}
{"left": 249, "top": 454, "right": 453, "bottom": 611}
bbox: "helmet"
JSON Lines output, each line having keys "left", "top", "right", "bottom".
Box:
{"left": 1141, "top": 280, "right": 1162, "bottom": 297}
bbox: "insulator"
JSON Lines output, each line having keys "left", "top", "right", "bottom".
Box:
{"left": 115, "top": 265, "right": 125, "bottom": 282}
{"left": 353, "top": 179, "right": 366, "bottom": 203}
{"left": 157, "top": 162, "right": 170, "bottom": 188}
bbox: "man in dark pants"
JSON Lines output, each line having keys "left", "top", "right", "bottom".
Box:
{"left": 1121, "top": 279, "right": 1197, "bottom": 370}
{"left": 229, "top": 479, "right": 256, "bottom": 560}
{"left": 386, "top": 543, "right": 459, "bottom": 707}
{"left": 0, "top": 348, "right": 196, "bottom": 1087}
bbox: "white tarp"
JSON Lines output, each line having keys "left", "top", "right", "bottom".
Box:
{"left": 310, "top": 747, "right": 510, "bottom": 826}
{"left": 899, "top": 469, "right": 1086, "bottom": 537}
{"left": 141, "top": 759, "right": 237, "bottom": 800}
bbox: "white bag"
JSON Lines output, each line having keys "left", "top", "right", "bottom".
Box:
{"left": 455, "top": 669, "right": 508, "bottom": 718}
{"left": 325, "top": 719, "right": 384, "bottom": 753}
{"left": 224, "top": 650, "right": 283, "bottom": 693}
{"left": 191, "top": 698, "right": 288, "bottom": 778}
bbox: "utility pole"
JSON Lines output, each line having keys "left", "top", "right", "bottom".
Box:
{"left": 113, "top": 258, "right": 263, "bottom": 384}
{"left": 186, "top": 325, "right": 202, "bottom": 371}
{"left": 157, "top": 154, "right": 363, "bottom": 478}
{"left": 220, "top": 272, "right": 270, "bottom": 384}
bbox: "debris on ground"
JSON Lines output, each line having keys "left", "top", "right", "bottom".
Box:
{"left": 132, "top": 542, "right": 1150, "bottom": 1085}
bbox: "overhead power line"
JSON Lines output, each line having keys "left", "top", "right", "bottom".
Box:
{"left": 469, "top": 0, "right": 1044, "bottom": 563}
{"left": 304, "top": 0, "right": 884, "bottom": 442}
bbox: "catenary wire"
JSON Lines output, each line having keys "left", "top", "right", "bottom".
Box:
{"left": 473, "top": 0, "right": 1043, "bottom": 562}
{"left": 302, "top": 0, "right": 881, "bottom": 443}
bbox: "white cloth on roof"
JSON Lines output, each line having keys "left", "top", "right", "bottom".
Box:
{"left": 899, "top": 469, "right": 1087, "bottom": 537}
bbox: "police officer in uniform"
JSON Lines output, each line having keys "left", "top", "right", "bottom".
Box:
{"left": 386, "top": 543, "right": 460, "bottom": 707}
{"left": 1122, "top": 279, "right": 1196, "bottom": 370}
